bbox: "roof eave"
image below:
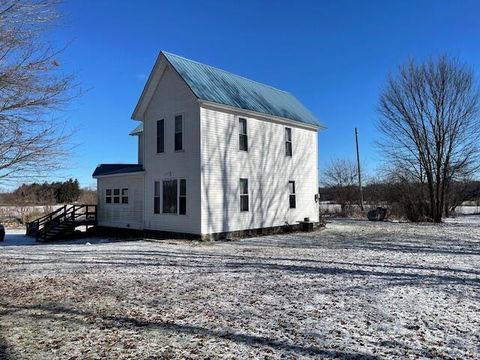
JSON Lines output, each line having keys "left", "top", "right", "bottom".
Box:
{"left": 198, "top": 100, "right": 325, "bottom": 131}
{"left": 93, "top": 170, "right": 145, "bottom": 179}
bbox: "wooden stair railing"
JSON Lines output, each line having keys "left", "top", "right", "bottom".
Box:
{"left": 26, "top": 204, "right": 97, "bottom": 241}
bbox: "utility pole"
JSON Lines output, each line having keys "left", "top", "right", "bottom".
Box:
{"left": 355, "top": 128, "right": 364, "bottom": 210}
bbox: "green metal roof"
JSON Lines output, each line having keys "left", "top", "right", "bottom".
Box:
{"left": 163, "top": 52, "right": 321, "bottom": 127}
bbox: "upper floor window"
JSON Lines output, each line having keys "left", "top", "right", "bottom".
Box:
{"left": 154, "top": 181, "right": 160, "bottom": 214}
{"left": 179, "top": 179, "right": 187, "bottom": 215}
{"left": 163, "top": 179, "right": 178, "bottom": 213}
{"left": 285, "top": 127, "right": 292, "bottom": 156}
{"left": 121, "top": 188, "right": 128, "bottom": 204}
{"left": 175, "top": 115, "right": 183, "bottom": 151}
{"left": 240, "top": 178, "right": 249, "bottom": 211}
{"left": 239, "top": 118, "right": 248, "bottom": 151}
{"left": 157, "top": 119, "right": 164, "bottom": 153}
{"left": 288, "top": 181, "right": 296, "bottom": 208}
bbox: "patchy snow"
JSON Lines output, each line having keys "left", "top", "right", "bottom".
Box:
{"left": 0, "top": 217, "right": 479, "bottom": 359}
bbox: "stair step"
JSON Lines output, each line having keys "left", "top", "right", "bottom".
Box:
{"left": 33, "top": 204, "right": 97, "bottom": 241}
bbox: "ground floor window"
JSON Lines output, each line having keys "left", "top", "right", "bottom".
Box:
{"left": 153, "top": 179, "right": 187, "bottom": 215}
{"left": 163, "top": 179, "right": 178, "bottom": 214}
{"left": 154, "top": 181, "right": 160, "bottom": 214}
{"left": 240, "top": 178, "right": 249, "bottom": 212}
{"left": 105, "top": 188, "right": 129, "bottom": 205}
{"left": 113, "top": 189, "right": 120, "bottom": 203}
{"left": 106, "top": 189, "right": 112, "bottom": 203}
{"left": 289, "top": 181, "right": 296, "bottom": 208}
{"left": 179, "top": 179, "right": 187, "bottom": 215}
{"left": 122, "top": 188, "right": 128, "bottom": 204}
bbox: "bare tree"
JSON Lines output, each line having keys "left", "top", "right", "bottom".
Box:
{"left": 0, "top": 0, "right": 75, "bottom": 184}
{"left": 322, "top": 159, "right": 359, "bottom": 215}
{"left": 378, "top": 55, "right": 480, "bottom": 222}
{"left": 79, "top": 187, "right": 97, "bottom": 204}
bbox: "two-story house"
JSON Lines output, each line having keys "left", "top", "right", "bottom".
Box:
{"left": 93, "top": 51, "right": 323, "bottom": 239}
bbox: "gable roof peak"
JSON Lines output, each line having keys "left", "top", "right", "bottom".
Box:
{"left": 133, "top": 50, "right": 321, "bottom": 127}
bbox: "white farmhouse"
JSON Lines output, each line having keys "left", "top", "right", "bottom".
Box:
{"left": 93, "top": 51, "right": 323, "bottom": 239}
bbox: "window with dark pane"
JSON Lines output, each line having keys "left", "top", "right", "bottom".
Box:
{"left": 163, "top": 179, "right": 178, "bottom": 213}
{"left": 179, "top": 179, "right": 187, "bottom": 215}
{"left": 288, "top": 181, "right": 296, "bottom": 208}
{"left": 154, "top": 181, "right": 160, "bottom": 214}
{"left": 106, "top": 189, "right": 112, "bottom": 204}
{"left": 157, "top": 119, "right": 164, "bottom": 153}
{"left": 175, "top": 115, "right": 183, "bottom": 151}
{"left": 285, "top": 127, "right": 292, "bottom": 156}
{"left": 239, "top": 118, "right": 248, "bottom": 151}
{"left": 113, "top": 189, "right": 120, "bottom": 204}
{"left": 121, "top": 188, "right": 128, "bottom": 204}
{"left": 240, "top": 178, "right": 249, "bottom": 211}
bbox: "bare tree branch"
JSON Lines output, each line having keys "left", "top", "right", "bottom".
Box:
{"left": 377, "top": 55, "right": 480, "bottom": 222}
{"left": 0, "top": 0, "right": 77, "bottom": 185}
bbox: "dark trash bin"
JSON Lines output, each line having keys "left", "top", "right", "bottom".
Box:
{"left": 299, "top": 218, "right": 314, "bottom": 232}
{"left": 0, "top": 224, "right": 5, "bottom": 242}
{"left": 367, "top": 207, "right": 387, "bottom": 221}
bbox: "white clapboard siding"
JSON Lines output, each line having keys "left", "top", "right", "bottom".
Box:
{"left": 141, "top": 63, "right": 202, "bottom": 234}
{"left": 97, "top": 173, "right": 144, "bottom": 229}
{"left": 200, "top": 105, "right": 319, "bottom": 234}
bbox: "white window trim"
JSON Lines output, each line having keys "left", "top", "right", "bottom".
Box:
{"left": 285, "top": 127, "right": 293, "bottom": 157}
{"left": 238, "top": 116, "right": 248, "bottom": 152}
{"left": 178, "top": 178, "right": 188, "bottom": 216}
{"left": 288, "top": 181, "right": 296, "bottom": 209}
{"left": 153, "top": 180, "right": 161, "bottom": 214}
{"left": 156, "top": 118, "right": 165, "bottom": 155}
{"left": 239, "top": 178, "right": 249, "bottom": 212}
{"left": 105, "top": 189, "right": 112, "bottom": 205}
{"left": 121, "top": 188, "right": 129, "bottom": 205}
{"left": 112, "top": 188, "right": 121, "bottom": 205}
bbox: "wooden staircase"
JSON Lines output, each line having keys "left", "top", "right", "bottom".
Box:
{"left": 26, "top": 204, "right": 97, "bottom": 242}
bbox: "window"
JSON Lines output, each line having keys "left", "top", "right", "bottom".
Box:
{"left": 288, "top": 181, "right": 296, "bottom": 209}
{"left": 154, "top": 181, "right": 160, "bottom": 214}
{"left": 163, "top": 179, "right": 178, "bottom": 213}
{"left": 113, "top": 189, "right": 120, "bottom": 204}
{"left": 175, "top": 115, "right": 183, "bottom": 151}
{"left": 157, "top": 119, "right": 164, "bottom": 153}
{"left": 285, "top": 127, "right": 292, "bottom": 156}
{"left": 121, "top": 188, "right": 128, "bottom": 204}
{"left": 240, "top": 178, "right": 249, "bottom": 212}
{"left": 239, "top": 118, "right": 248, "bottom": 151}
{"left": 106, "top": 189, "right": 112, "bottom": 204}
{"left": 179, "top": 179, "right": 187, "bottom": 215}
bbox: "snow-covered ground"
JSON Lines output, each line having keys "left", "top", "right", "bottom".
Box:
{"left": 0, "top": 217, "right": 479, "bottom": 359}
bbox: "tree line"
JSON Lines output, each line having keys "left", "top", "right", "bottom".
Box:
{"left": 320, "top": 164, "right": 480, "bottom": 221}
{"left": 0, "top": 179, "right": 96, "bottom": 206}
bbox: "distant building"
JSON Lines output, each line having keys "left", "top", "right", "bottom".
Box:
{"left": 93, "top": 51, "right": 322, "bottom": 239}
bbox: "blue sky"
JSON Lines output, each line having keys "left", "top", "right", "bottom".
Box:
{"left": 44, "top": 0, "right": 480, "bottom": 188}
